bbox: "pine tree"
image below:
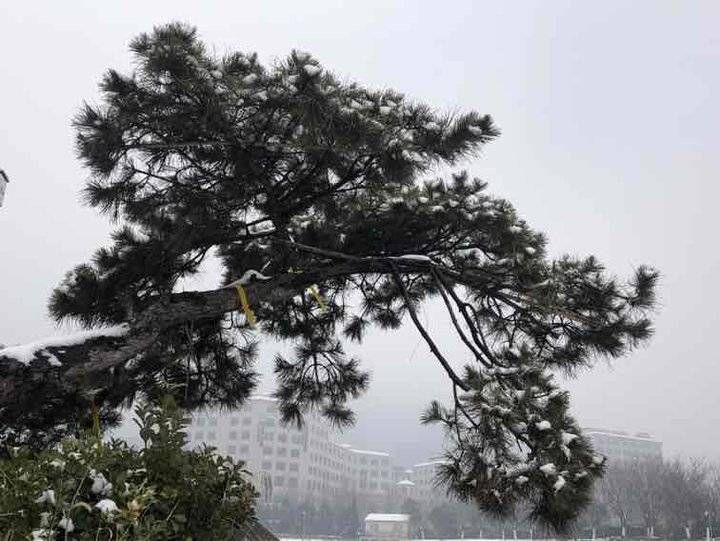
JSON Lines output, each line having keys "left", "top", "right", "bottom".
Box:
{"left": 0, "top": 23, "right": 658, "bottom": 530}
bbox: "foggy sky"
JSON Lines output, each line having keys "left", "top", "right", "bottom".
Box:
{"left": 1, "top": 1, "right": 718, "bottom": 466}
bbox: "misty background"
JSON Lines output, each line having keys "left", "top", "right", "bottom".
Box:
{"left": 1, "top": 1, "right": 718, "bottom": 467}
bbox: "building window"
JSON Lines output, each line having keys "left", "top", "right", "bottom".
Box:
{"left": 289, "top": 463, "right": 299, "bottom": 472}
{"left": 278, "top": 433, "right": 287, "bottom": 443}
{"left": 274, "top": 477, "right": 285, "bottom": 487}
{"left": 227, "top": 445, "right": 237, "bottom": 454}
{"left": 262, "top": 461, "right": 272, "bottom": 470}
{"left": 290, "top": 449, "right": 300, "bottom": 458}
{"left": 240, "top": 445, "right": 249, "bottom": 454}
{"left": 208, "top": 418, "right": 218, "bottom": 427}
{"left": 241, "top": 431, "right": 250, "bottom": 440}
{"left": 242, "top": 417, "right": 251, "bottom": 426}
{"left": 288, "top": 477, "right": 298, "bottom": 488}
{"left": 230, "top": 417, "right": 240, "bottom": 426}
{"left": 229, "top": 431, "right": 238, "bottom": 440}
{"left": 277, "top": 447, "right": 287, "bottom": 457}
{"left": 276, "top": 462, "right": 286, "bottom": 471}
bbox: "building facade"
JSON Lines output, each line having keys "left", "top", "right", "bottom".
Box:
{"left": 187, "top": 396, "right": 398, "bottom": 505}
{"left": 406, "top": 460, "right": 447, "bottom": 504}
{"left": 584, "top": 427, "right": 663, "bottom": 464}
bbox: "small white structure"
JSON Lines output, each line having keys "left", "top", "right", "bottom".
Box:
{"left": 394, "top": 478, "right": 416, "bottom": 501}
{"left": 0, "top": 169, "right": 8, "bottom": 207}
{"left": 362, "top": 514, "right": 410, "bottom": 541}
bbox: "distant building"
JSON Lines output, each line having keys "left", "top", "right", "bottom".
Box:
{"left": 186, "top": 396, "right": 454, "bottom": 508}
{"left": 393, "top": 478, "right": 415, "bottom": 501}
{"left": 187, "top": 396, "right": 393, "bottom": 505}
{"left": 584, "top": 427, "right": 662, "bottom": 464}
{"left": 392, "top": 466, "right": 410, "bottom": 484}
{"left": 409, "top": 460, "right": 448, "bottom": 504}
{"left": 362, "top": 514, "right": 410, "bottom": 541}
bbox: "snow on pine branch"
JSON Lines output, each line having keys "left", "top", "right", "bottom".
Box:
{"left": 226, "top": 269, "right": 272, "bottom": 286}
{"left": 0, "top": 324, "right": 129, "bottom": 366}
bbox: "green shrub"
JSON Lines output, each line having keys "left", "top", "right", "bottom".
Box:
{"left": 0, "top": 398, "right": 257, "bottom": 539}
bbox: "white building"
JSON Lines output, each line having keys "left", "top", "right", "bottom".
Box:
{"left": 409, "top": 460, "right": 447, "bottom": 504}
{"left": 348, "top": 447, "right": 394, "bottom": 499}
{"left": 187, "top": 396, "right": 393, "bottom": 504}
{"left": 393, "top": 479, "right": 415, "bottom": 501}
{"left": 584, "top": 427, "right": 663, "bottom": 464}
{"left": 362, "top": 514, "right": 410, "bottom": 541}
{"left": 187, "top": 396, "right": 456, "bottom": 509}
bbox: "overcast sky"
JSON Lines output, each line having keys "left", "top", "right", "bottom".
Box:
{"left": 1, "top": 1, "right": 718, "bottom": 466}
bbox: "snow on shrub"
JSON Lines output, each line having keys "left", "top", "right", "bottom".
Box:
{"left": 0, "top": 397, "right": 257, "bottom": 539}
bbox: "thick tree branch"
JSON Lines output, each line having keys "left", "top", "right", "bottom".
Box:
{"left": 0, "top": 256, "right": 441, "bottom": 412}
{"left": 0, "top": 241, "right": 621, "bottom": 429}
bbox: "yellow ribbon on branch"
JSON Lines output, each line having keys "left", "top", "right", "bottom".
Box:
{"left": 308, "top": 285, "right": 327, "bottom": 312}
{"left": 288, "top": 267, "right": 327, "bottom": 312}
{"left": 234, "top": 284, "right": 257, "bottom": 328}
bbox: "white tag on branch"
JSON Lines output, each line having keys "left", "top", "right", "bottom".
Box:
{"left": 227, "top": 270, "right": 272, "bottom": 287}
